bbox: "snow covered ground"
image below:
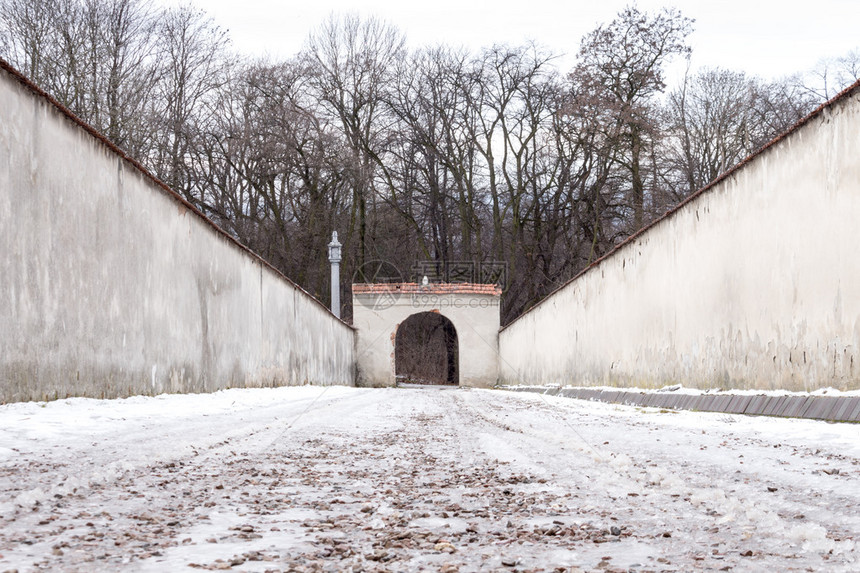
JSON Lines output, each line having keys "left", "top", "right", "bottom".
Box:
{"left": 0, "top": 386, "right": 857, "bottom": 572}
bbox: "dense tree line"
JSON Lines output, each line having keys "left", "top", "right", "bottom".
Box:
{"left": 2, "top": 0, "right": 857, "bottom": 323}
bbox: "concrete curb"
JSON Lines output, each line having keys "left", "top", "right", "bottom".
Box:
{"left": 500, "top": 386, "right": 860, "bottom": 423}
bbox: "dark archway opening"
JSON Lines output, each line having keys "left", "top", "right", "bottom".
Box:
{"left": 395, "top": 312, "right": 459, "bottom": 385}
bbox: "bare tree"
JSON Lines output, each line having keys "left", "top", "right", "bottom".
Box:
{"left": 802, "top": 48, "right": 860, "bottom": 101}
{"left": 663, "top": 68, "right": 756, "bottom": 197}
{"left": 660, "top": 67, "right": 818, "bottom": 207}
{"left": 574, "top": 5, "right": 693, "bottom": 231}
{"left": 0, "top": 0, "right": 59, "bottom": 80}
{"left": 0, "top": 0, "right": 159, "bottom": 156}
{"left": 82, "top": 0, "right": 158, "bottom": 153}
{"left": 304, "top": 14, "right": 406, "bottom": 279}
{"left": 149, "top": 3, "right": 228, "bottom": 200}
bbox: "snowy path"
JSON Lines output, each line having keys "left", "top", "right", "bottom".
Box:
{"left": 0, "top": 386, "right": 858, "bottom": 572}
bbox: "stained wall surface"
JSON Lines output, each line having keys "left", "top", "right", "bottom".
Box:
{"left": 499, "top": 85, "right": 860, "bottom": 391}
{"left": 0, "top": 61, "right": 354, "bottom": 402}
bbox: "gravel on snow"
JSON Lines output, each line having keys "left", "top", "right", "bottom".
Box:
{"left": 0, "top": 386, "right": 858, "bottom": 572}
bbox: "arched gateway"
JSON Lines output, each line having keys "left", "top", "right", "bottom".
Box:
{"left": 352, "top": 283, "right": 501, "bottom": 387}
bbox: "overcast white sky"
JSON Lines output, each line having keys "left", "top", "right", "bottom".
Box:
{"left": 175, "top": 0, "right": 858, "bottom": 83}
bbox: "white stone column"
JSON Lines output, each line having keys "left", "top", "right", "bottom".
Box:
{"left": 327, "top": 231, "right": 342, "bottom": 319}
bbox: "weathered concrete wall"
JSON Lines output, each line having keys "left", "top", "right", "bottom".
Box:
{"left": 353, "top": 284, "right": 500, "bottom": 388}
{"left": 500, "top": 83, "right": 860, "bottom": 392}
{"left": 0, "top": 60, "right": 354, "bottom": 403}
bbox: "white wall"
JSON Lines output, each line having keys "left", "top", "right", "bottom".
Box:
{"left": 0, "top": 61, "right": 355, "bottom": 402}
{"left": 500, "top": 87, "right": 860, "bottom": 391}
